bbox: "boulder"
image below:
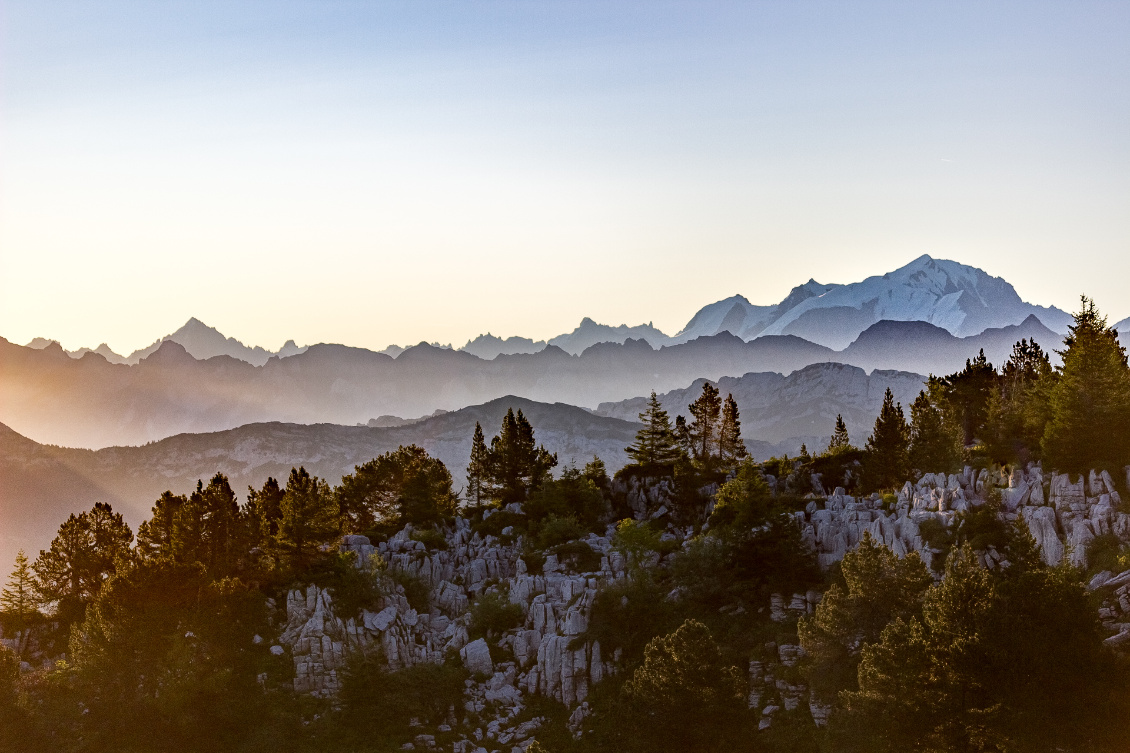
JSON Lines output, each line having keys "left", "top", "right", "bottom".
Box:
{"left": 461, "top": 638, "right": 493, "bottom": 676}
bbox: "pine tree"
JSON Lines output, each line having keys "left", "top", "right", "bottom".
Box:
{"left": 909, "top": 390, "right": 962, "bottom": 473}
{"left": 625, "top": 392, "right": 682, "bottom": 470}
{"left": 828, "top": 414, "right": 851, "bottom": 452}
{"left": 274, "top": 467, "right": 340, "bottom": 570}
{"left": 716, "top": 393, "right": 748, "bottom": 464}
{"left": 466, "top": 421, "right": 490, "bottom": 505}
{"left": 33, "top": 502, "right": 132, "bottom": 621}
{"left": 246, "top": 476, "right": 285, "bottom": 548}
{"left": 687, "top": 382, "right": 722, "bottom": 462}
{"left": 0, "top": 551, "right": 38, "bottom": 635}
{"left": 1042, "top": 297, "right": 1130, "bottom": 472}
{"left": 136, "top": 490, "right": 187, "bottom": 560}
{"left": 863, "top": 388, "right": 911, "bottom": 490}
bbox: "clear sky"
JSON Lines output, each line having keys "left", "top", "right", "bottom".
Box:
{"left": 2, "top": 1, "right": 1128, "bottom": 354}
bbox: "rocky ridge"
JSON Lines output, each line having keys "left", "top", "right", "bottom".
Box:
{"left": 270, "top": 465, "right": 1130, "bottom": 750}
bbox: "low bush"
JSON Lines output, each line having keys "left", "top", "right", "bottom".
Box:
{"left": 409, "top": 528, "right": 449, "bottom": 551}
{"left": 537, "top": 514, "right": 585, "bottom": 549}
{"left": 553, "top": 540, "right": 602, "bottom": 574}
{"left": 469, "top": 591, "right": 525, "bottom": 640}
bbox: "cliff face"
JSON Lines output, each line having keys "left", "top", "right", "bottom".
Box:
{"left": 261, "top": 464, "right": 1130, "bottom": 750}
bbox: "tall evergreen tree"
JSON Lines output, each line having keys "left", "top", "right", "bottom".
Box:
{"left": 1042, "top": 297, "right": 1130, "bottom": 472}
{"left": 716, "top": 393, "right": 748, "bottom": 464}
{"left": 485, "top": 408, "right": 557, "bottom": 504}
{"left": 466, "top": 421, "right": 490, "bottom": 505}
{"left": 33, "top": 502, "right": 133, "bottom": 621}
{"left": 686, "top": 382, "right": 722, "bottom": 462}
{"left": 0, "top": 551, "right": 38, "bottom": 636}
{"left": 625, "top": 392, "right": 682, "bottom": 470}
{"left": 985, "top": 339, "right": 1055, "bottom": 463}
{"left": 246, "top": 476, "right": 285, "bottom": 548}
{"left": 936, "top": 349, "right": 998, "bottom": 446}
{"left": 135, "top": 491, "right": 187, "bottom": 560}
{"left": 827, "top": 414, "right": 851, "bottom": 453}
{"left": 274, "top": 467, "right": 340, "bottom": 570}
{"left": 864, "top": 388, "right": 911, "bottom": 490}
{"left": 909, "top": 390, "right": 962, "bottom": 473}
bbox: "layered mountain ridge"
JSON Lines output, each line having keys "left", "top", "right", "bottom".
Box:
{"left": 28, "top": 256, "right": 1079, "bottom": 362}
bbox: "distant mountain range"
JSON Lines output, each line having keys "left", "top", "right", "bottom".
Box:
{"left": 27, "top": 318, "right": 309, "bottom": 366}
{"left": 596, "top": 362, "right": 927, "bottom": 449}
{"left": 28, "top": 256, "right": 1080, "bottom": 363}
{"left": 1, "top": 313, "right": 1063, "bottom": 450}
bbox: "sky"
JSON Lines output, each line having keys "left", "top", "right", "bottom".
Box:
{"left": 1, "top": 1, "right": 1128, "bottom": 354}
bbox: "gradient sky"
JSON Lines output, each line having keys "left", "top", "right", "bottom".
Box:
{"left": 2, "top": 1, "right": 1128, "bottom": 354}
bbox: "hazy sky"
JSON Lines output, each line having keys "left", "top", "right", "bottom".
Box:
{"left": 2, "top": 1, "right": 1128, "bottom": 354}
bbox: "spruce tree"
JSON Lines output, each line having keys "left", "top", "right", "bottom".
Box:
{"left": 863, "top": 388, "right": 911, "bottom": 490}
{"left": 909, "top": 390, "right": 961, "bottom": 473}
{"left": 985, "top": 339, "right": 1054, "bottom": 463}
{"left": 828, "top": 414, "right": 851, "bottom": 452}
{"left": 687, "top": 382, "right": 722, "bottom": 462}
{"left": 0, "top": 551, "right": 38, "bottom": 635}
{"left": 625, "top": 392, "right": 682, "bottom": 470}
{"left": 1042, "top": 297, "right": 1130, "bottom": 472}
{"left": 937, "top": 349, "right": 998, "bottom": 446}
{"left": 484, "top": 408, "right": 557, "bottom": 505}
{"left": 716, "top": 393, "right": 748, "bottom": 464}
{"left": 466, "top": 421, "right": 490, "bottom": 505}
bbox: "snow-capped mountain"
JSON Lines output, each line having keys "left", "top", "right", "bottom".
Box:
{"left": 675, "top": 255, "right": 1072, "bottom": 350}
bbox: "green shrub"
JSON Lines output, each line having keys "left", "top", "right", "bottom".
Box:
{"left": 338, "top": 657, "right": 466, "bottom": 746}
{"left": 389, "top": 569, "right": 431, "bottom": 612}
{"left": 537, "top": 514, "right": 585, "bottom": 549}
{"left": 410, "top": 528, "right": 449, "bottom": 551}
{"left": 553, "top": 540, "right": 602, "bottom": 574}
{"left": 1087, "top": 533, "right": 1130, "bottom": 576}
{"left": 472, "top": 510, "right": 527, "bottom": 538}
{"left": 469, "top": 591, "right": 525, "bottom": 640}
{"left": 304, "top": 550, "right": 385, "bottom": 619}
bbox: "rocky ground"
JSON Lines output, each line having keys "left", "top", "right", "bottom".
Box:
{"left": 261, "top": 465, "right": 1130, "bottom": 752}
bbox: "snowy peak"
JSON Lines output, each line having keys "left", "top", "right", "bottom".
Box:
{"left": 744, "top": 255, "right": 1070, "bottom": 349}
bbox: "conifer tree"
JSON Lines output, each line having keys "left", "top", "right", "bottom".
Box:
{"left": 937, "top": 349, "right": 997, "bottom": 446}
{"left": 687, "top": 382, "right": 722, "bottom": 462}
{"left": 274, "top": 467, "right": 339, "bottom": 570}
{"left": 1042, "top": 297, "right": 1130, "bottom": 472}
{"left": 716, "top": 393, "right": 748, "bottom": 464}
{"left": 909, "top": 390, "right": 962, "bottom": 473}
{"left": 0, "top": 551, "right": 38, "bottom": 635}
{"left": 985, "top": 339, "right": 1055, "bottom": 463}
{"left": 485, "top": 408, "right": 557, "bottom": 504}
{"left": 863, "top": 388, "right": 911, "bottom": 490}
{"left": 625, "top": 392, "right": 682, "bottom": 470}
{"left": 828, "top": 414, "right": 851, "bottom": 452}
{"left": 135, "top": 491, "right": 187, "bottom": 560}
{"left": 246, "top": 476, "right": 285, "bottom": 548}
{"left": 33, "top": 502, "right": 132, "bottom": 621}
{"left": 466, "top": 421, "right": 490, "bottom": 505}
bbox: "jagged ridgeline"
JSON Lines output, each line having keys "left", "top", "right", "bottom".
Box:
{"left": 1, "top": 299, "right": 1130, "bottom": 752}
